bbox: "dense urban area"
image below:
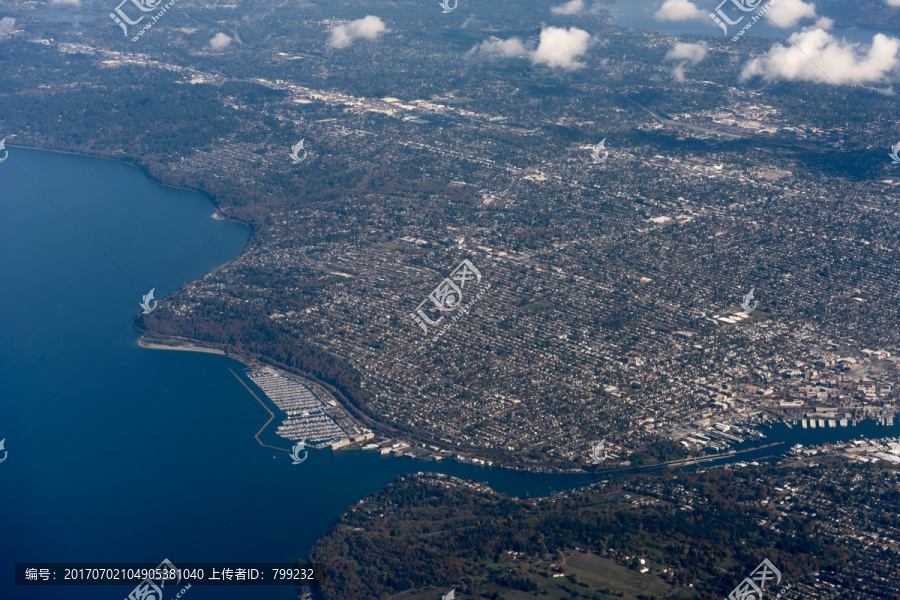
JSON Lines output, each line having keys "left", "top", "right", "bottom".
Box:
{"left": 2, "top": 0, "right": 900, "bottom": 598}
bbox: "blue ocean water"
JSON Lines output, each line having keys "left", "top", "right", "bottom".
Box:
{"left": 2, "top": 148, "right": 898, "bottom": 600}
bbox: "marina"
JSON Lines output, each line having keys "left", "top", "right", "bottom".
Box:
{"left": 246, "top": 366, "right": 372, "bottom": 448}
{"left": 791, "top": 436, "right": 900, "bottom": 464}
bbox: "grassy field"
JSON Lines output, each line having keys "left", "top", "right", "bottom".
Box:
{"left": 560, "top": 550, "right": 694, "bottom": 599}
{"left": 378, "top": 549, "right": 695, "bottom": 600}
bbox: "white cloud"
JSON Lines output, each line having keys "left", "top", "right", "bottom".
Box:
{"left": 654, "top": 0, "right": 706, "bottom": 22}
{"left": 51, "top": 0, "right": 81, "bottom": 5}
{"left": 530, "top": 26, "right": 591, "bottom": 70}
{"left": 551, "top": 0, "right": 585, "bottom": 16}
{"left": 665, "top": 42, "right": 706, "bottom": 81}
{"left": 814, "top": 16, "right": 834, "bottom": 29}
{"left": 210, "top": 32, "right": 231, "bottom": 50}
{"left": 329, "top": 15, "right": 388, "bottom": 49}
{"left": 468, "top": 27, "right": 591, "bottom": 70}
{"left": 664, "top": 42, "right": 707, "bottom": 64}
{"left": 741, "top": 28, "right": 900, "bottom": 85}
{"left": 468, "top": 37, "right": 528, "bottom": 59}
{"left": 766, "top": 0, "right": 817, "bottom": 28}
{"left": 886, "top": 0, "right": 900, "bottom": 7}
{"left": 0, "top": 17, "right": 14, "bottom": 38}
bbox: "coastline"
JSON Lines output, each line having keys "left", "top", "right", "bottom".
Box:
{"left": 7, "top": 143, "right": 252, "bottom": 230}
{"left": 138, "top": 336, "right": 225, "bottom": 355}
{"left": 45, "top": 140, "right": 883, "bottom": 476}
{"left": 131, "top": 342, "right": 816, "bottom": 474}
{"left": 134, "top": 337, "right": 896, "bottom": 476}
